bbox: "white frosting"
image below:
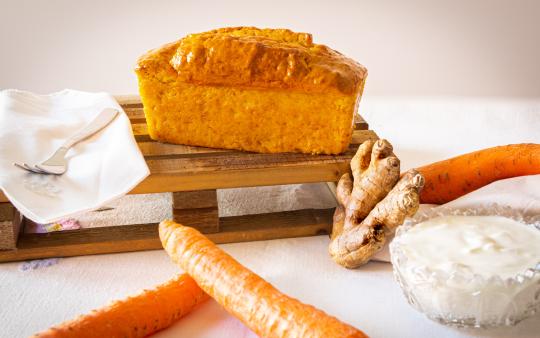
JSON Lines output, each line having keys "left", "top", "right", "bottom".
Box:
{"left": 398, "top": 215, "right": 540, "bottom": 279}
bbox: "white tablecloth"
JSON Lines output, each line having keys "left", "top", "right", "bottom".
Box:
{"left": 1, "top": 97, "right": 539, "bottom": 337}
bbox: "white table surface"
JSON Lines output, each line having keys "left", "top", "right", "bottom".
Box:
{"left": 1, "top": 97, "right": 539, "bottom": 338}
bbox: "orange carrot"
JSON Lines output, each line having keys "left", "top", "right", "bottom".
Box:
{"left": 416, "top": 143, "right": 540, "bottom": 204}
{"left": 33, "top": 273, "right": 208, "bottom": 338}
{"left": 159, "top": 220, "right": 368, "bottom": 338}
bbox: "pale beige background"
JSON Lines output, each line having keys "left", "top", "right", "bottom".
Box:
{"left": 1, "top": 0, "right": 539, "bottom": 97}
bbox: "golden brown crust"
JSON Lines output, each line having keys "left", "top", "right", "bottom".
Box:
{"left": 137, "top": 27, "right": 367, "bottom": 95}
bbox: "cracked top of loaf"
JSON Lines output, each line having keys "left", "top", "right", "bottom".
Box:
{"left": 136, "top": 27, "right": 367, "bottom": 95}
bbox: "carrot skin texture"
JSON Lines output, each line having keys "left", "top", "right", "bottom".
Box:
{"left": 416, "top": 143, "right": 540, "bottom": 204}
{"left": 33, "top": 273, "right": 208, "bottom": 338}
{"left": 159, "top": 220, "right": 368, "bottom": 338}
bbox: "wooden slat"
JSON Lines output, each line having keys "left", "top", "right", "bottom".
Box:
{"left": 138, "top": 141, "right": 229, "bottom": 157}
{"left": 130, "top": 163, "right": 349, "bottom": 194}
{"left": 325, "top": 182, "right": 339, "bottom": 204}
{"left": 173, "top": 190, "right": 218, "bottom": 209}
{"left": 114, "top": 95, "right": 143, "bottom": 107}
{"left": 128, "top": 129, "right": 377, "bottom": 193}
{"left": 141, "top": 130, "right": 376, "bottom": 174}
{"left": 217, "top": 208, "right": 332, "bottom": 242}
{"left": 0, "top": 203, "right": 22, "bottom": 250}
{"left": 0, "top": 209, "right": 333, "bottom": 262}
{"left": 124, "top": 107, "right": 145, "bottom": 120}
{"left": 146, "top": 151, "right": 352, "bottom": 174}
{"left": 173, "top": 190, "right": 219, "bottom": 233}
{"left": 0, "top": 202, "right": 14, "bottom": 221}
{"left": 131, "top": 123, "right": 148, "bottom": 136}
{"left": 173, "top": 208, "right": 220, "bottom": 233}
{"left": 354, "top": 115, "right": 369, "bottom": 130}
{"left": 138, "top": 129, "right": 373, "bottom": 160}
{"left": 351, "top": 129, "right": 379, "bottom": 145}
{"left": 0, "top": 224, "right": 160, "bottom": 262}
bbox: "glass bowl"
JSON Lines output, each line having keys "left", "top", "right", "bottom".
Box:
{"left": 389, "top": 204, "right": 540, "bottom": 328}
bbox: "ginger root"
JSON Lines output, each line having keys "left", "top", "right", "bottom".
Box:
{"left": 329, "top": 139, "right": 424, "bottom": 268}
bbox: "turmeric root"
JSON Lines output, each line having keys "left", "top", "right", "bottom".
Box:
{"left": 332, "top": 140, "right": 400, "bottom": 238}
{"left": 329, "top": 140, "right": 424, "bottom": 268}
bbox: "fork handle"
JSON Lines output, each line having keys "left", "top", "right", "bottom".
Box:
{"left": 62, "top": 108, "right": 119, "bottom": 149}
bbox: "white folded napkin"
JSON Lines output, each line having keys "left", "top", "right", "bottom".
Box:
{"left": 0, "top": 89, "right": 150, "bottom": 224}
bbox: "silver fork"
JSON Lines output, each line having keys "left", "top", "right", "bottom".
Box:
{"left": 14, "top": 108, "right": 119, "bottom": 175}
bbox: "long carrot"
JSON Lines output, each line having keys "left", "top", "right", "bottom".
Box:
{"left": 416, "top": 143, "right": 540, "bottom": 204}
{"left": 33, "top": 273, "right": 208, "bottom": 338}
{"left": 159, "top": 220, "right": 368, "bottom": 338}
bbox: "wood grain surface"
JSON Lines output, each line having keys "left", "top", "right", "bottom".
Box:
{"left": 0, "top": 203, "right": 22, "bottom": 250}
{"left": 173, "top": 190, "right": 220, "bottom": 233}
{"left": 0, "top": 209, "right": 333, "bottom": 262}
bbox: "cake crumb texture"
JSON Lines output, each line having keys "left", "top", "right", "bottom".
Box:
{"left": 135, "top": 27, "right": 367, "bottom": 154}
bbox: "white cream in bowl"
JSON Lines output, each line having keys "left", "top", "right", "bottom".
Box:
{"left": 390, "top": 212, "right": 540, "bottom": 328}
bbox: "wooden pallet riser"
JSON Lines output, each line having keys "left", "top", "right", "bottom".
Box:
{"left": 0, "top": 96, "right": 376, "bottom": 263}
{"left": 0, "top": 203, "right": 23, "bottom": 250}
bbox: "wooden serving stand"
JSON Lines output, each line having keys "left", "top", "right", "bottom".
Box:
{"left": 0, "top": 96, "right": 377, "bottom": 263}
